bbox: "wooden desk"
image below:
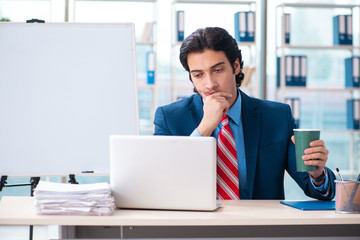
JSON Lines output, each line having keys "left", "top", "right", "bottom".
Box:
{"left": 0, "top": 196, "right": 359, "bottom": 238}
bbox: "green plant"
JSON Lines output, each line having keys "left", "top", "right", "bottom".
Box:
{"left": 0, "top": 17, "right": 11, "bottom": 22}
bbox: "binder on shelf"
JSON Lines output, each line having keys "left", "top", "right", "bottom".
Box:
{"left": 176, "top": 10, "right": 185, "bottom": 42}
{"left": 146, "top": 51, "right": 156, "bottom": 84}
{"left": 140, "top": 22, "right": 153, "bottom": 43}
{"left": 234, "top": 11, "right": 255, "bottom": 42}
{"left": 300, "top": 56, "right": 307, "bottom": 87}
{"left": 285, "top": 97, "right": 300, "bottom": 128}
{"left": 276, "top": 57, "right": 281, "bottom": 87}
{"left": 247, "top": 11, "right": 255, "bottom": 42}
{"left": 293, "top": 56, "right": 300, "bottom": 86}
{"left": 346, "top": 15, "right": 353, "bottom": 45}
{"left": 277, "top": 56, "right": 293, "bottom": 87}
{"left": 285, "top": 56, "right": 293, "bottom": 86}
{"left": 333, "top": 15, "right": 346, "bottom": 45}
{"left": 235, "top": 11, "right": 247, "bottom": 42}
{"left": 347, "top": 99, "right": 360, "bottom": 130}
{"left": 277, "top": 55, "right": 307, "bottom": 87}
{"left": 333, "top": 15, "right": 352, "bottom": 45}
{"left": 345, "top": 57, "right": 360, "bottom": 88}
{"left": 283, "top": 13, "right": 290, "bottom": 44}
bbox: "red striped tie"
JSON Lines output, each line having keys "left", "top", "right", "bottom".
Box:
{"left": 216, "top": 116, "right": 240, "bottom": 200}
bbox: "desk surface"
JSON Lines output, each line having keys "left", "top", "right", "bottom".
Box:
{"left": 0, "top": 196, "right": 359, "bottom": 226}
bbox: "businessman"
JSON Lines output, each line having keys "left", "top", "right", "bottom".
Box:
{"left": 154, "top": 27, "right": 335, "bottom": 200}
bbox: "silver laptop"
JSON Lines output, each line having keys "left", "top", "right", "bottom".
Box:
{"left": 109, "top": 135, "right": 218, "bottom": 211}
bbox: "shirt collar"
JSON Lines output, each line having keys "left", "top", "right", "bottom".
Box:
{"left": 227, "top": 89, "right": 242, "bottom": 127}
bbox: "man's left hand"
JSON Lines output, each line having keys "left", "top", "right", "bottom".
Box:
{"left": 291, "top": 136, "right": 329, "bottom": 179}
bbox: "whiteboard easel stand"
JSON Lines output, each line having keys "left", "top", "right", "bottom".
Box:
{"left": 0, "top": 173, "right": 79, "bottom": 240}
{"left": 68, "top": 174, "right": 79, "bottom": 184}
{"left": 0, "top": 175, "right": 40, "bottom": 240}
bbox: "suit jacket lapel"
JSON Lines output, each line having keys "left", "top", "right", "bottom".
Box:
{"left": 189, "top": 94, "right": 204, "bottom": 129}
{"left": 240, "top": 91, "right": 261, "bottom": 199}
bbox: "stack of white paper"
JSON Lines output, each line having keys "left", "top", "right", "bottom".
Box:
{"left": 33, "top": 181, "right": 115, "bottom": 216}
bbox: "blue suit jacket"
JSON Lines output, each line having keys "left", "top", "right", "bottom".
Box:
{"left": 154, "top": 90, "right": 336, "bottom": 200}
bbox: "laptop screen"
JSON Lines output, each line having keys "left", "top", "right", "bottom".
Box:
{"left": 110, "top": 135, "right": 217, "bottom": 211}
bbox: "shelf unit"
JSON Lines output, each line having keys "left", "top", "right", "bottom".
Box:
{"left": 136, "top": 39, "right": 158, "bottom": 135}
{"left": 275, "top": 3, "right": 360, "bottom": 178}
{"left": 276, "top": 3, "right": 360, "bottom": 101}
{"left": 170, "top": 0, "right": 257, "bottom": 102}
{"left": 72, "top": 0, "right": 158, "bottom": 135}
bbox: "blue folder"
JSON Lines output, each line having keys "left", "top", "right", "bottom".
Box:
{"left": 347, "top": 99, "right": 360, "bottom": 130}
{"left": 280, "top": 200, "right": 335, "bottom": 211}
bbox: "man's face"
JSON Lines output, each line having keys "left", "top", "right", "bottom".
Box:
{"left": 187, "top": 49, "right": 239, "bottom": 107}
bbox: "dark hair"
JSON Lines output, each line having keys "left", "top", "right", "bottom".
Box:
{"left": 179, "top": 27, "right": 244, "bottom": 91}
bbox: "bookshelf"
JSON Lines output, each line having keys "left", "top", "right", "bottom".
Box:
{"left": 170, "top": 0, "right": 257, "bottom": 101}
{"left": 275, "top": 3, "right": 360, "bottom": 177}
{"left": 72, "top": 0, "right": 159, "bottom": 135}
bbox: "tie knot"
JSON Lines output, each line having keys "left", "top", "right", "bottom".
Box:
{"left": 221, "top": 116, "right": 229, "bottom": 126}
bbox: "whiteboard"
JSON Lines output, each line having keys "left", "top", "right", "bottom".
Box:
{"left": 0, "top": 23, "right": 139, "bottom": 176}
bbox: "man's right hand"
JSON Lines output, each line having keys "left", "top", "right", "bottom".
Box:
{"left": 197, "top": 92, "right": 232, "bottom": 136}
